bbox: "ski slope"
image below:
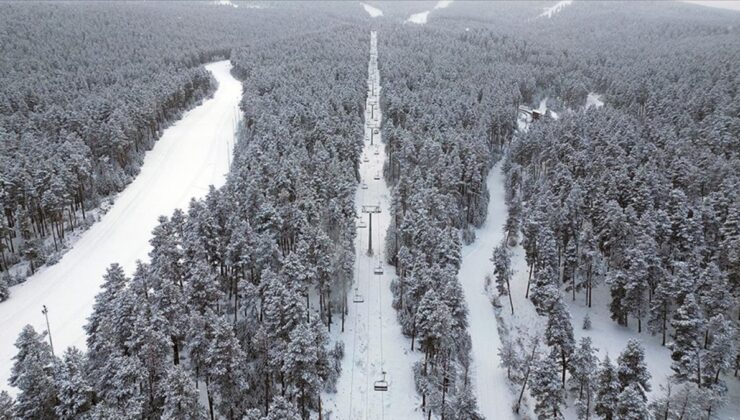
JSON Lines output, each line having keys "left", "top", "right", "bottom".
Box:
{"left": 458, "top": 162, "right": 516, "bottom": 420}
{"left": 324, "top": 31, "right": 420, "bottom": 420}
{"left": 0, "top": 60, "right": 242, "bottom": 392}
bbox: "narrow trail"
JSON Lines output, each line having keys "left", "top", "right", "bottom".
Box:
{"left": 0, "top": 61, "right": 242, "bottom": 393}
{"left": 324, "top": 31, "right": 419, "bottom": 420}
{"left": 458, "top": 161, "right": 516, "bottom": 419}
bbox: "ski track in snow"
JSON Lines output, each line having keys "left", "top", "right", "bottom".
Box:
{"left": 458, "top": 161, "right": 516, "bottom": 419}
{"left": 539, "top": 0, "right": 573, "bottom": 18}
{"left": 406, "top": 0, "right": 453, "bottom": 24}
{"left": 361, "top": 2, "right": 383, "bottom": 18}
{"left": 0, "top": 60, "right": 242, "bottom": 394}
{"left": 324, "top": 31, "right": 420, "bottom": 420}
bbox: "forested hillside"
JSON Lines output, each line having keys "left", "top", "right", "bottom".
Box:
{"left": 0, "top": 1, "right": 364, "bottom": 288}
{"left": 1, "top": 1, "right": 738, "bottom": 419}
{"left": 4, "top": 18, "right": 369, "bottom": 419}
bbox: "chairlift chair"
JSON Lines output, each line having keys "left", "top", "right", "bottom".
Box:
{"left": 361, "top": 182, "right": 368, "bottom": 190}
{"left": 358, "top": 219, "right": 367, "bottom": 228}
{"left": 374, "top": 262, "right": 384, "bottom": 275}
{"left": 374, "top": 147, "right": 379, "bottom": 156}
{"left": 374, "top": 372, "right": 388, "bottom": 391}
{"left": 363, "top": 154, "right": 369, "bottom": 162}
{"left": 353, "top": 288, "right": 364, "bottom": 303}
{"left": 374, "top": 172, "right": 381, "bottom": 180}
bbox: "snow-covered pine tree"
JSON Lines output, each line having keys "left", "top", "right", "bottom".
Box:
{"left": 54, "top": 347, "right": 93, "bottom": 419}
{"left": 0, "top": 391, "right": 14, "bottom": 420}
{"left": 568, "top": 337, "right": 598, "bottom": 407}
{"left": 530, "top": 348, "right": 565, "bottom": 420}
{"left": 616, "top": 383, "right": 652, "bottom": 420}
{"left": 545, "top": 299, "right": 575, "bottom": 387}
{"left": 669, "top": 294, "right": 705, "bottom": 384}
{"left": 283, "top": 320, "right": 323, "bottom": 419}
{"left": 207, "top": 314, "right": 250, "bottom": 419}
{"left": 9, "top": 325, "right": 58, "bottom": 419}
{"left": 702, "top": 314, "right": 734, "bottom": 387}
{"left": 617, "top": 339, "right": 652, "bottom": 396}
{"left": 594, "top": 355, "right": 621, "bottom": 420}
{"left": 492, "top": 241, "right": 514, "bottom": 314}
{"left": 262, "top": 396, "right": 301, "bottom": 420}
{"left": 161, "top": 364, "right": 206, "bottom": 419}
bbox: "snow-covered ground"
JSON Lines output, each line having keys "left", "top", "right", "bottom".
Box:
{"left": 213, "top": 0, "right": 238, "bottom": 8}
{"left": 539, "top": 0, "right": 574, "bottom": 18}
{"left": 324, "top": 31, "right": 421, "bottom": 420}
{"left": 406, "top": 11, "right": 431, "bottom": 25}
{"left": 585, "top": 92, "right": 604, "bottom": 109}
{"left": 361, "top": 2, "right": 383, "bottom": 18}
{"left": 0, "top": 60, "right": 242, "bottom": 393}
{"left": 458, "top": 161, "right": 516, "bottom": 420}
{"left": 405, "top": 0, "right": 453, "bottom": 24}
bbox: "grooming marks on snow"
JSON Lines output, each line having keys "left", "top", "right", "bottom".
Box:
{"left": 405, "top": 0, "right": 453, "bottom": 24}
{"left": 539, "top": 0, "right": 573, "bottom": 18}
{"left": 361, "top": 2, "right": 383, "bottom": 18}
{"left": 0, "top": 61, "right": 242, "bottom": 392}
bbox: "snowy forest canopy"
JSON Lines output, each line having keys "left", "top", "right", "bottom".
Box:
{"left": 1, "top": 1, "right": 739, "bottom": 419}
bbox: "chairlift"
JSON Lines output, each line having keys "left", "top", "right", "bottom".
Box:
{"left": 374, "top": 262, "right": 384, "bottom": 275}
{"left": 353, "top": 288, "right": 364, "bottom": 303}
{"left": 374, "top": 172, "right": 380, "bottom": 180}
{"left": 374, "top": 147, "right": 379, "bottom": 156}
{"left": 361, "top": 182, "right": 368, "bottom": 190}
{"left": 374, "top": 372, "right": 388, "bottom": 391}
{"left": 363, "top": 156, "right": 369, "bottom": 163}
{"left": 358, "top": 219, "right": 367, "bottom": 228}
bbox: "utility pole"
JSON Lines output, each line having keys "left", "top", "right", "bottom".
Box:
{"left": 361, "top": 204, "right": 381, "bottom": 255}
{"left": 41, "top": 305, "right": 54, "bottom": 357}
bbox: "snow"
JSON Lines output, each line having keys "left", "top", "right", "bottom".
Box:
{"left": 213, "top": 0, "right": 238, "bottom": 8}
{"left": 405, "top": 0, "right": 453, "bottom": 24}
{"left": 539, "top": 0, "right": 573, "bottom": 18}
{"left": 361, "top": 2, "right": 383, "bottom": 18}
{"left": 406, "top": 11, "right": 431, "bottom": 25}
{"left": 433, "top": 0, "right": 454, "bottom": 10}
{"left": 458, "top": 161, "right": 516, "bottom": 419}
{"left": 585, "top": 92, "right": 604, "bottom": 109}
{"left": 0, "top": 60, "right": 242, "bottom": 394}
{"left": 323, "top": 31, "right": 421, "bottom": 420}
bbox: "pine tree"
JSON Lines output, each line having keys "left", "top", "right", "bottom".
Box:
{"left": 54, "top": 347, "right": 93, "bottom": 419}
{"left": 669, "top": 294, "right": 704, "bottom": 384}
{"left": 207, "top": 314, "right": 249, "bottom": 420}
{"left": 161, "top": 365, "right": 206, "bottom": 419}
{"left": 85, "top": 263, "right": 128, "bottom": 353}
{"left": 9, "top": 325, "right": 58, "bottom": 420}
{"left": 617, "top": 339, "right": 652, "bottom": 396}
{"left": 0, "top": 275, "right": 9, "bottom": 302}
{"left": 491, "top": 242, "right": 514, "bottom": 314}
{"left": 701, "top": 314, "right": 734, "bottom": 386}
{"left": 0, "top": 391, "right": 15, "bottom": 420}
{"left": 616, "top": 383, "right": 651, "bottom": 420}
{"left": 582, "top": 313, "right": 592, "bottom": 330}
{"left": 530, "top": 349, "right": 565, "bottom": 420}
{"left": 545, "top": 300, "right": 575, "bottom": 387}
{"left": 568, "top": 337, "right": 598, "bottom": 403}
{"left": 283, "top": 320, "right": 322, "bottom": 419}
{"left": 263, "top": 396, "right": 301, "bottom": 420}
{"left": 594, "top": 355, "right": 620, "bottom": 420}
